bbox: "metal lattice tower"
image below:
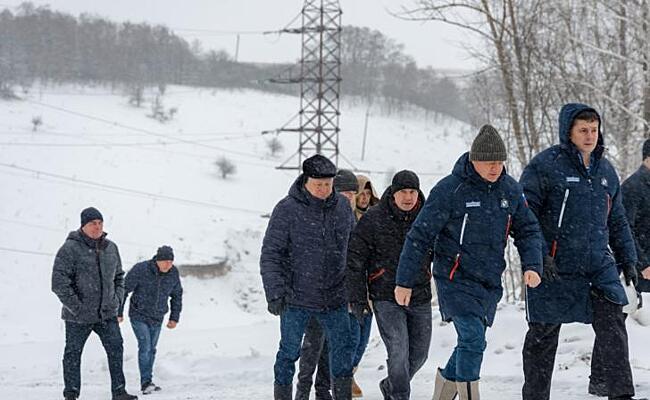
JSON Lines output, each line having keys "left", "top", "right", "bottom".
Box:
{"left": 269, "top": 0, "right": 342, "bottom": 170}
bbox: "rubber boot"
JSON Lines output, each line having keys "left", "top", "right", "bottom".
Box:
{"left": 456, "top": 381, "right": 479, "bottom": 400}
{"left": 432, "top": 368, "right": 458, "bottom": 400}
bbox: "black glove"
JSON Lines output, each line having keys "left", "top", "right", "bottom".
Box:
{"left": 349, "top": 302, "right": 368, "bottom": 325}
{"left": 267, "top": 298, "right": 285, "bottom": 316}
{"left": 622, "top": 264, "right": 638, "bottom": 287}
{"left": 543, "top": 255, "right": 560, "bottom": 282}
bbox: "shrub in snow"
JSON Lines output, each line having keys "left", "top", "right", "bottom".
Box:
{"left": 215, "top": 156, "right": 236, "bottom": 179}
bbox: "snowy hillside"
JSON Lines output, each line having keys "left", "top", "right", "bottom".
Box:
{"left": 1, "top": 86, "right": 648, "bottom": 399}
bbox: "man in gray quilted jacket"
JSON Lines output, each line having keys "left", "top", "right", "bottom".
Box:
{"left": 52, "top": 207, "right": 137, "bottom": 400}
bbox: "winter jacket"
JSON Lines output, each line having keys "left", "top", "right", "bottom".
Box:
{"left": 622, "top": 164, "right": 650, "bottom": 292}
{"left": 119, "top": 258, "right": 183, "bottom": 325}
{"left": 260, "top": 174, "right": 356, "bottom": 311}
{"left": 52, "top": 230, "right": 125, "bottom": 323}
{"left": 397, "top": 153, "right": 543, "bottom": 326}
{"left": 355, "top": 175, "right": 380, "bottom": 221}
{"left": 347, "top": 186, "right": 432, "bottom": 307}
{"left": 520, "top": 103, "right": 637, "bottom": 324}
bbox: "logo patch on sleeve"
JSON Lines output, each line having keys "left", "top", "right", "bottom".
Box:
{"left": 500, "top": 199, "right": 509, "bottom": 209}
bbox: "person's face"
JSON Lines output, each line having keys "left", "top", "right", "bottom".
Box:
{"left": 356, "top": 188, "right": 372, "bottom": 209}
{"left": 340, "top": 191, "right": 357, "bottom": 209}
{"left": 81, "top": 219, "right": 103, "bottom": 239}
{"left": 393, "top": 189, "right": 419, "bottom": 212}
{"left": 305, "top": 177, "right": 334, "bottom": 200}
{"left": 471, "top": 161, "right": 504, "bottom": 183}
{"left": 569, "top": 119, "right": 599, "bottom": 156}
{"left": 156, "top": 260, "right": 173, "bottom": 273}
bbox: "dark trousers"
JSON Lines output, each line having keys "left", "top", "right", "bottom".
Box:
{"left": 374, "top": 301, "right": 432, "bottom": 400}
{"left": 62, "top": 319, "right": 126, "bottom": 397}
{"left": 296, "top": 317, "right": 332, "bottom": 400}
{"left": 131, "top": 319, "right": 162, "bottom": 386}
{"left": 274, "top": 305, "right": 352, "bottom": 387}
{"left": 522, "top": 293, "right": 635, "bottom": 400}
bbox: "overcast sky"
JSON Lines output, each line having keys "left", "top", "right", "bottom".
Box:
{"left": 1, "top": 0, "right": 481, "bottom": 71}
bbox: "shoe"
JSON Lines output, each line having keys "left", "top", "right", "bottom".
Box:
{"left": 142, "top": 382, "right": 162, "bottom": 395}
{"left": 608, "top": 396, "right": 649, "bottom": 400}
{"left": 63, "top": 392, "right": 78, "bottom": 400}
{"left": 589, "top": 380, "right": 608, "bottom": 397}
{"left": 112, "top": 391, "right": 138, "bottom": 400}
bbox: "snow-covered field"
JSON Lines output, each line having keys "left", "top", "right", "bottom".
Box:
{"left": 1, "top": 85, "right": 648, "bottom": 399}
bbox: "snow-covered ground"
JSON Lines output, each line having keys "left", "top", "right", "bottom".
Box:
{"left": 1, "top": 85, "right": 648, "bottom": 399}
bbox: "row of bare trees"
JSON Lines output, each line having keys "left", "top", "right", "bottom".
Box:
{"left": 403, "top": 0, "right": 650, "bottom": 177}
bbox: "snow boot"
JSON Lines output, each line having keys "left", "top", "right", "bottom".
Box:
{"left": 332, "top": 376, "right": 352, "bottom": 400}
{"left": 432, "top": 368, "right": 457, "bottom": 400}
{"left": 112, "top": 391, "right": 138, "bottom": 400}
{"left": 608, "top": 396, "right": 649, "bottom": 400}
{"left": 275, "top": 384, "right": 293, "bottom": 400}
{"left": 456, "top": 381, "right": 479, "bottom": 400}
{"left": 63, "top": 392, "right": 78, "bottom": 400}
{"left": 589, "top": 380, "right": 608, "bottom": 397}
{"left": 351, "top": 375, "right": 363, "bottom": 398}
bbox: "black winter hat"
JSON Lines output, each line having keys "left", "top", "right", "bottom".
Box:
{"left": 302, "top": 154, "right": 337, "bottom": 178}
{"left": 334, "top": 169, "right": 359, "bottom": 192}
{"left": 470, "top": 124, "right": 507, "bottom": 162}
{"left": 643, "top": 138, "right": 650, "bottom": 160}
{"left": 391, "top": 170, "right": 420, "bottom": 192}
{"left": 80, "top": 207, "right": 103, "bottom": 227}
{"left": 156, "top": 245, "right": 174, "bottom": 261}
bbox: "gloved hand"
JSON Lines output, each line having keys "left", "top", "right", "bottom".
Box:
{"left": 543, "top": 255, "right": 560, "bottom": 282}
{"left": 349, "top": 302, "right": 368, "bottom": 325}
{"left": 267, "top": 298, "right": 285, "bottom": 316}
{"left": 622, "top": 264, "right": 639, "bottom": 287}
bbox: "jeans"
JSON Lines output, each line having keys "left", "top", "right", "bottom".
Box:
{"left": 62, "top": 318, "right": 126, "bottom": 397}
{"left": 131, "top": 319, "right": 162, "bottom": 386}
{"left": 374, "top": 301, "right": 432, "bottom": 400}
{"left": 440, "top": 316, "right": 487, "bottom": 382}
{"left": 349, "top": 312, "right": 373, "bottom": 368}
{"left": 274, "top": 305, "right": 352, "bottom": 386}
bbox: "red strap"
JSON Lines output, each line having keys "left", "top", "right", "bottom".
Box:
{"left": 368, "top": 268, "right": 386, "bottom": 282}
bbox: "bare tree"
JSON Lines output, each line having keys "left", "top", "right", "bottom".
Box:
{"left": 31, "top": 115, "right": 42, "bottom": 131}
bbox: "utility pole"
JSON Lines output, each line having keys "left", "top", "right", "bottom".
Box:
{"left": 361, "top": 108, "right": 370, "bottom": 161}
{"left": 234, "top": 34, "right": 240, "bottom": 62}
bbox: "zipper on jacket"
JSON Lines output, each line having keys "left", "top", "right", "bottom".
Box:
{"left": 504, "top": 214, "right": 512, "bottom": 247}
{"left": 550, "top": 188, "right": 570, "bottom": 257}
{"left": 449, "top": 213, "right": 468, "bottom": 280}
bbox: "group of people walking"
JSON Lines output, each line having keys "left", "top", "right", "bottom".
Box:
{"left": 51, "top": 207, "right": 183, "bottom": 400}
{"left": 260, "top": 102, "right": 650, "bottom": 400}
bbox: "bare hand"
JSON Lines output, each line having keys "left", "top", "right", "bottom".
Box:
{"left": 524, "top": 271, "right": 541, "bottom": 288}
{"left": 642, "top": 266, "right": 650, "bottom": 281}
{"left": 117, "top": 317, "right": 124, "bottom": 323}
{"left": 394, "top": 286, "right": 412, "bottom": 306}
{"left": 167, "top": 320, "right": 178, "bottom": 329}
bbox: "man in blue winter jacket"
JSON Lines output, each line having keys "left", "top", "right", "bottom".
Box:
{"left": 260, "top": 154, "right": 356, "bottom": 400}
{"left": 520, "top": 103, "right": 642, "bottom": 400}
{"left": 395, "top": 125, "right": 543, "bottom": 400}
{"left": 118, "top": 245, "right": 183, "bottom": 395}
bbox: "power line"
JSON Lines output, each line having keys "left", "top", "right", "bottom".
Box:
{"left": 0, "top": 246, "right": 54, "bottom": 257}
{"left": 0, "top": 162, "right": 268, "bottom": 215}
{"left": 22, "top": 98, "right": 272, "bottom": 162}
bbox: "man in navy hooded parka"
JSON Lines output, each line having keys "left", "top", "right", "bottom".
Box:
{"left": 520, "top": 103, "right": 640, "bottom": 400}
{"left": 395, "top": 125, "right": 543, "bottom": 400}
{"left": 260, "top": 154, "right": 356, "bottom": 400}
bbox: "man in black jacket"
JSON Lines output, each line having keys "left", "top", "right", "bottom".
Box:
{"left": 119, "top": 245, "right": 183, "bottom": 395}
{"left": 51, "top": 207, "right": 137, "bottom": 400}
{"left": 622, "top": 138, "right": 650, "bottom": 293}
{"left": 347, "top": 170, "right": 432, "bottom": 400}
